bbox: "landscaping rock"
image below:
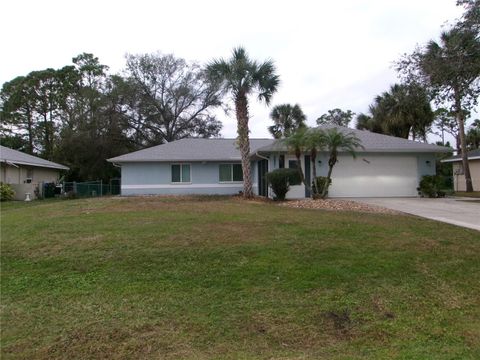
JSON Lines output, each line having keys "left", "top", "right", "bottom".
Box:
{"left": 278, "top": 198, "right": 400, "bottom": 214}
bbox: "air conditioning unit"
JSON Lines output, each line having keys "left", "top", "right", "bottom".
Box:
{"left": 24, "top": 178, "right": 32, "bottom": 184}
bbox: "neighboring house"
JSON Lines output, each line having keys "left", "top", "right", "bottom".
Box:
{"left": 0, "top": 145, "right": 69, "bottom": 200}
{"left": 441, "top": 149, "right": 480, "bottom": 192}
{"left": 108, "top": 126, "right": 449, "bottom": 198}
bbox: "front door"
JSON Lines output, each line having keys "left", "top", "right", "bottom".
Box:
{"left": 257, "top": 159, "right": 268, "bottom": 197}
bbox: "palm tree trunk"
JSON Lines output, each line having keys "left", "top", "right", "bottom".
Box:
{"left": 294, "top": 149, "right": 311, "bottom": 194}
{"left": 235, "top": 93, "right": 254, "bottom": 198}
{"left": 321, "top": 155, "right": 336, "bottom": 199}
{"left": 455, "top": 93, "right": 474, "bottom": 192}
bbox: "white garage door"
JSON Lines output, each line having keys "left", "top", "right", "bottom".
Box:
{"left": 329, "top": 155, "right": 418, "bottom": 197}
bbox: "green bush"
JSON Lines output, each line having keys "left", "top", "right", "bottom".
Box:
{"left": 312, "top": 176, "right": 332, "bottom": 198}
{"left": 266, "top": 168, "right": 301, "bottom": 201}
{"left": 417, "top": 175, "right": 445, "bottom": 198}
{"left": 0, "top": 183, "right": 15, "bottom": 201}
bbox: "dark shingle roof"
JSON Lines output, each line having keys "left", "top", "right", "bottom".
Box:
{"left": 0, "top": 145, "right": 69, "bottom": 170}
{"left": 256, "top": 126, "right": 450, "bottom": 153}
{"left": 442, "top": 149, "right": 480, "bottom": 162}
{"left": 108, "top": 138, "right": 274, "bottom": 163}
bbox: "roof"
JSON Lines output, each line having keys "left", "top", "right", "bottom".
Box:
{"left": 108, "top": 138, "right": 274, "bottom": 163}
{"left": 441, "top": 149, "right": 480, "bottom": 163}
{"left": 256, "top": 126, "right": 450, "bottom": 153}
{"left": 108, "top": 127, "right": 450, "bottom": 164}
{"left": 0, "top": 145, "right": 69, "bottom": 170}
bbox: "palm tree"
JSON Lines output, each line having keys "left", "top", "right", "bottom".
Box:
{"left": 283, "top": 127, "right": 309, "bottom": 191}
{"left": 304, "top": 128, "right": 326, "bottom": 196}
{"left": 207, "top": 47, "right": 280, "bottom": 198}
{"left": 321, "top": 128, "right": 363, "bottom": 199}
{"left": 358, "top": 84, "right": 433, "bottom": 141}
{"left": 268, "top": 103, "right": 306, "bottom": 139}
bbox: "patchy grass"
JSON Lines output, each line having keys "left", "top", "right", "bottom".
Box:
{"left": 1, "top": 196, "right": 480, "bottom": 359}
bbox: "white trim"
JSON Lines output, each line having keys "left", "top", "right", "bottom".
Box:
{"left": 122, "top": 183, "right": 257, "bottom": 190}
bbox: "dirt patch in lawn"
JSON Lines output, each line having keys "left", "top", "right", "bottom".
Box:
{"left": 278, "top": 199, "right": 400, "bottom": 214}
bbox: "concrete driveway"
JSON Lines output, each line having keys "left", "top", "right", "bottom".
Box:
{"left": 349, "top": 197, "right": 480, "bottom": 231}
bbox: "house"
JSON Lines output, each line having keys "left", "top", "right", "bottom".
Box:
{"left": 107, "top": 126, "right": 449, "bottom": 198}
{"left": 0, "top": 145, "right": 69, "bottom": 200}
{"left": 441, "top": 149, "right": 480, "bottom": 192}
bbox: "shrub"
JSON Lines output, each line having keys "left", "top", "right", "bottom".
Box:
{"left": 0, "top": 183, "right": 15, "bottom": 201}
{"left": 417, "top": 175, "right": 445, "bottom": 198}
{"left": 266, "top": 168, "right": 301, "bottom": 201}
{"left": 311, "top": 176, "right": 332, "bottom": 198}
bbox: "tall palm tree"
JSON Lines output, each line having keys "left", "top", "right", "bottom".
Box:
{"left": 283, "top": 127, "right": 309, "bottom": 191}
{"left": 268, "top": 103, "right": 306, "bottom": 139}
{"left": 207, "top": 47, "right": 280, "bottom": 198}
{"left": 304, "top": 128, "right": 326, "bottom": 196}
{"left": 321, "top": 128, "right": 363, "bottom": 199}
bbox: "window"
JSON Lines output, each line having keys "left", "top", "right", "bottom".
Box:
{"left": 171, "top": 164, "right": 191, "bottom": 183}
{"left": 219, "top": 164, "right": 243, "bottom": 182}
{"left": 279, "top": 155, "right": 285, "bottom": 169}
{"left": 288, "top": 160, "right": 301, "bottom": 185}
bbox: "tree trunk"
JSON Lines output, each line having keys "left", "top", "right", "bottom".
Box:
{"left": 26, "top": 107, "right": 34, "bottom": 154}
{"left": 455, "top": 93, "right": 474, "bottom": 192}
{"left": 321, "top": 154, "right": 336, "bottom": 199}
{"left": 294, "top": 149, "right": 311, "bottom": 194}
{"left": 235, "top": 93, "right": 254, "bottom": 198}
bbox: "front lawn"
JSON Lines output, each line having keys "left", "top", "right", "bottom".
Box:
{"left": 1, "top": 196, "right": 479, "bottom": 359}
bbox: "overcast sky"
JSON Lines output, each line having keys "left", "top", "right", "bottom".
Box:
{"left": 1, "top": 0, "right": 467, "bottom": 142}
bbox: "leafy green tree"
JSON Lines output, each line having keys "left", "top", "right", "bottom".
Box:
{"left": 122, "top": 53, "right": 223, "bottom": 147}
{"left": 317, "top": 108, "right": 355, "bottom": 128}
{"left": 433, "top": 108, "right": 461, "bottom": 149}
{"left": 207, "top": 47, "right": 279, "bottom": 198}
{"left": 467, "top": 119, "right": 480, "bottom": 149}
{"left": 1, "top": 76, "right": 37, "bottom": 154}
{"left": 268, "top": 103, "right": 306, "bottom": 138}
{"left": 370, "top": 84, "right": 434, "bottom": 141}
{"left": 320, "top": 128, "right": 363, "bottom": 198}
{"left": 397, "top": 26, "right": 480, "bottom": 192}
{"left": 355, "top": 112, "right": 383, "bottom": 134}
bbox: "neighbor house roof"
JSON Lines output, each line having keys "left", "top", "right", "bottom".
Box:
{"left": 256, "top": 126, "right": 450, "bottom": 153}
{"left": 108, "top": 138, "right": 274, "bottom": 163}
{"left": 0, "top": 145, "right": 69, "bottom": 170}
{"left": 441, "top": 149, "right": 480, "bottom": 163}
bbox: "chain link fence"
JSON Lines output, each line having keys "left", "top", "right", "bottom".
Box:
{"left": 42, "top": 179, "right": 121, "bottom": 198}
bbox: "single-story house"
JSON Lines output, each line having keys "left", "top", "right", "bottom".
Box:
{"left": 107, "top": 126, "right": 449, "bottom": 198}
{"left": 0, "top": 145, "right": 69, "bottom": 200}
{"left": 441, "top": 149, "right": 480, "bottom": 192}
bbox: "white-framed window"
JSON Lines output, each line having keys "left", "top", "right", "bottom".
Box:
{"left": 219, "top": 163, "right": 243, "bottom": 182}
{"left": 171, "top": 164, "right": 191, "bottom": 183}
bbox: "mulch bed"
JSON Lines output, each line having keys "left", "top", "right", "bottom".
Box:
{"left": 278, "top": 198, "right": 401, "bottom": 214}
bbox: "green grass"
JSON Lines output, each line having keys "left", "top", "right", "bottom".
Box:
{"left": 1, "top": 196, "right": 480, "bottom": 359}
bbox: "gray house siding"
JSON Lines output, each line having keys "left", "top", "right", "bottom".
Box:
{"left": 416, "top": 154, "right": 436, "bottom": 180}
{"left": 121, "top": 161, "right": 258, "bottom": 196}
